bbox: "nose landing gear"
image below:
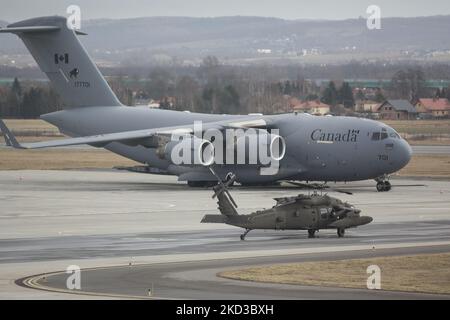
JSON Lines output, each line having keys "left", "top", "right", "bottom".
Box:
{"left": 375, "top": 176, "right": 392, "bottom": 192}
{"left": 376, "top": 180, "right": 391, "bottom": 192}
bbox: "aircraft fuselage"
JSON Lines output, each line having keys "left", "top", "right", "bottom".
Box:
{"left": 41, "top": 106, "right": 412, "bottom": 184}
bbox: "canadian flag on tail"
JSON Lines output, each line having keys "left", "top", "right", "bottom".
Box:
{"left": 54, "top": 53, "right": 69, "bottom": 64}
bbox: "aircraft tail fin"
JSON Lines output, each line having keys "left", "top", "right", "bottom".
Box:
{"left": 0, "top": 16, "right": 122, "bottom": 108}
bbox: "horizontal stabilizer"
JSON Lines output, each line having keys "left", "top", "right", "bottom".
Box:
{"left": 201, "top": 215, "right": 228, "bottom": 223}
{"left": 0, "top": 26, "right": 60, "bottom": 33}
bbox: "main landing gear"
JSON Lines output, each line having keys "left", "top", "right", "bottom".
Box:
{"left": 308, "top": 229, "right": 316, "bottom": 238}
{"left": 337, "top": 228, "right": 346, "bottom": 237}
{"left": 240, "top": 229, "right": 251, "bottom": 240}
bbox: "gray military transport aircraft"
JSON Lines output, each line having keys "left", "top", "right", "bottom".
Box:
{"left": 0, "top": 16, "right": 412, "bottom": 191}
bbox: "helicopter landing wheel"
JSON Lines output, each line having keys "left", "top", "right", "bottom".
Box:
{"left": 240, "top": 229, "right": 251, "bottom": 241}
{"left": 337, "top": 228, "right": 345, "bottom": 237}
{"left": 308, "top": 229, "right": 316, "bottom": 238}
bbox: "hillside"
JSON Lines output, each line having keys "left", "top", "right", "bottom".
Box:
{"left": 1, "top": 15, "right": 450, "bottom": 65}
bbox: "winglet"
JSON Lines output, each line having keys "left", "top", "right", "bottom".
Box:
{"left": 0, "top": 120, "right": 24, "bottom": 149}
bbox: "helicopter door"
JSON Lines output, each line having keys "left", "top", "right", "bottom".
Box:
{"left": 298, "top": 208, "right": 319, "bottom": 229}
{"left": 312, "top": 208, "right": 320, "bottom": 229}
{"left": 319, "top": 207, "right": 330, "bottom": 228}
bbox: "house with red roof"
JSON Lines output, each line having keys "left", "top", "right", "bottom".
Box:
{"left": 291, "top": 99, "right": 331, "bottom": 116}
{"left": 415, "top": 98, "right": 450, "bottom": 118}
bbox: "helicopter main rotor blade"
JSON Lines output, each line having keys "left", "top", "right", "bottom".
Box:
{"left": 333, "top": 189, "right": 353, "bottom": 195}
{"left": 285, "top": 180, "right": 353, "bottom": 195}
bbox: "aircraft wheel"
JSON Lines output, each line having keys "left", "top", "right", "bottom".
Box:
{"left": 240, "top": 234, "right": 245, "bottom": 241}
{"left": 308, "top": 229, "right": 316, "bottom": 238}
{"left": 337, "top": 228, "right": 345, "bottom": 237}
{"left": 376, "top": 182, "right": 384, "bottom": 192}
{"left": 376, "top": 181, "right": 392, "bottom": 192}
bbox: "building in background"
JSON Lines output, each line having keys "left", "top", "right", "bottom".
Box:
{"left": 291, "top": 99, "right": 331, "bottom": 116}
{"left": 377, "top": 100, "right": 417, "bottom": 120}
{"left": 416, "top": 98, "right": 450, "bottom": 118}
{"left": 355, "top": 100, "right": 380, "bottom": 113}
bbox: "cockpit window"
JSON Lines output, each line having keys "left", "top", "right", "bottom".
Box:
{"left": 371, "top": 132, "right": 380, "bottom": 140}
{"left": 372, "top": 130, "right": 389, "bottom": 141}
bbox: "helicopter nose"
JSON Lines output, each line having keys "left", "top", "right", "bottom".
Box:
{"left": 359, "top": 216, "right": 373, "bottom": 225}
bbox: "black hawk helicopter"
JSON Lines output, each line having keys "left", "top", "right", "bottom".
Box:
{"left": 201, "top": 171, "right": 373, "bottom": 240}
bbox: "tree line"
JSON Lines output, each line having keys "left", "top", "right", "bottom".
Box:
{"left": 0, "top": 78, "right": 63, "bottom": 118}
{"left": 1, "top": 58, "right": 449, "bottom": 118}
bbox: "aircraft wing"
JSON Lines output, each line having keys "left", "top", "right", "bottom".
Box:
{"left": 0, "top": 116, "right": 273, "bottom": 149}
{"left": 0, "top": 119, "right": 164, "bottom": 149}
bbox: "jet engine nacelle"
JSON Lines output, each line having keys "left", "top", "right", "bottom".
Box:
{"left": 228, "top": 132, "right": 286, "bottom": 164}
{"left": 156, "top": 136, "right": 215, "bottom": 166}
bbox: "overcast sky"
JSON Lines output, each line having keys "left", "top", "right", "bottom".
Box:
{"left": 1, "top": 0, "right": 450, "bottom": 22}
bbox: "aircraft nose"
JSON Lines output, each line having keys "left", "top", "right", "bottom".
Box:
{"left": 397, "top": 139, "right": 412, "bottom": 169}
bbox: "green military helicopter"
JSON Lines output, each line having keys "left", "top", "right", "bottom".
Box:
{"left": 201, "top": 172, "right": 373, "bottom": 240}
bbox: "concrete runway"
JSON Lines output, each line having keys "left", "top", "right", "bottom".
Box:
{"left": 1, "top": 170, "right": 450, "bottom": 299}
{"left": 411, "top": 145, "right": 450, "bottom": 155}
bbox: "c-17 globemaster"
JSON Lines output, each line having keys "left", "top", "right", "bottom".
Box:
{"left": 201, "top": 172, "right": 373, "bottom": 240}
{"left": 0, "top": 16, "right": 412, "bottom": 191}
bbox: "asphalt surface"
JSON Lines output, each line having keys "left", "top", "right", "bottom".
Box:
{"left": 33, "top": 245, "right": 450, "bottom": 300}
{"left": 0, "top": 170, "right": 449, "bottom": 299}
{"left": 411, "top": 145, "right": 450, "bottom": 155}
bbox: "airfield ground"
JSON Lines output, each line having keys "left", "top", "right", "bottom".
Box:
{"left": 219, "top": 252, "right": 450, "bottom": 295}
{"left": 0, "top": 119, "right": 449, "bottom": 299}
{"left": 0, "top": 170, "right": 449, "bottom": 299}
